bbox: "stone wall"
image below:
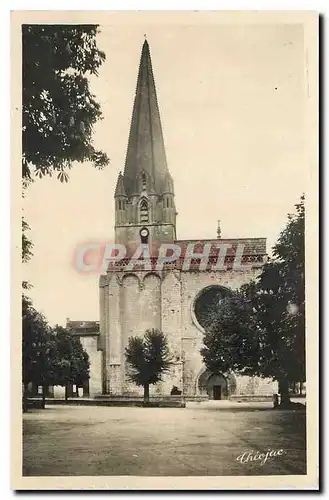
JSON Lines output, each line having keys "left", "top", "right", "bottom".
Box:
{"left": 115, "top": 221, "right": 176, "bottom": 257}
{"left": 121, "top": 272, "right": 161, "bottom": 393}
{"left": 234, "top": 375, "right": 278, "bottom": 397}
{"left": 179, "top": 268, "right": 261, "bottom": 396}
{"left": 98, "top": 264, "right": 276, "bottom": 400}
{"left": 80, "top": 335, "right": 102, "bottom": 396}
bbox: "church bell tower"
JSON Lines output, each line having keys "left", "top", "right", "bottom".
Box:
{"left": 114, "top": 40, "right": 176, "bottom": 256}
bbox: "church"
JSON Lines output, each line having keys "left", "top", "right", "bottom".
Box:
{"left": 79, "top": 40, "right": 277, "bottom": 401}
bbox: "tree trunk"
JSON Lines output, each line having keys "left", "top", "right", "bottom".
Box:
{"left": 278, "top": 379, "right": 290, "bottom": 406}
{"left": 23, "top": 382, "right": 28, "bottom": 413}
{"left": 143, "top": 384, "right": 150, "bottom": 404}
{"left": 300, "top": 381, "right": 303, "bottom": 395}
{"left": 41, "top": 384, "right": 46, "bottom": 409}
{"left": 65, "top": 385, "right": 68, "bottom": 401}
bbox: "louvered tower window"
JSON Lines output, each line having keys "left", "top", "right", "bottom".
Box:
{"left": 140, "top": 199, "right": 149, "bottom": 223}
{"left": 141, "top": 172, "right": 147, "bottom": 190}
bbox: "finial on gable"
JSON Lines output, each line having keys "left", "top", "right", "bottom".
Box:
{"left": 217, "top": 220, "right": 221, "bottom": 239}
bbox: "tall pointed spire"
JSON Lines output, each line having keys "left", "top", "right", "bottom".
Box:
{"left": 122, "top": 39, "right": 171, "bottom": 196}
{"left": 114, "top": 40, "right": 176, "bottom": 252}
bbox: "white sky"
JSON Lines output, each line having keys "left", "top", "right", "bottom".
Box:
{"left": 24, "top": 22, "right": 306, "bottom": 326}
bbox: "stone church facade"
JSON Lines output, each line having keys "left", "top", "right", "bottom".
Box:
{"left": 83, "top": 40, "right": 277, "bottom": 400}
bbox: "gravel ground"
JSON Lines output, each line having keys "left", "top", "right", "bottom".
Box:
{"left": 23, "top": 404, "right": 306, "bottom": 476}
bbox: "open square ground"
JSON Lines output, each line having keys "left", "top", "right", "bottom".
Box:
{"left": 23, "top": 404, "right": 306, "bottom": 476}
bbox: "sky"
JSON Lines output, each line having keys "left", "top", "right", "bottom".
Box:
{"left": 23, "top": 22, "right": 306, "bottom": 326}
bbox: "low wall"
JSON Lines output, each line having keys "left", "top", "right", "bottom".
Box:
{"left": 230, "top": 395, "right": 274, "bottom": 402}
{"left": 27, "top": 397, "right": 186, "bottom": 408}
{"left": 95, "top": 394, "right": 208, "bottom": 402}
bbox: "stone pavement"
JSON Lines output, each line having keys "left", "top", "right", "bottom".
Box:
{"left": 23, "top": 404, "right": 306, "bottom": 477}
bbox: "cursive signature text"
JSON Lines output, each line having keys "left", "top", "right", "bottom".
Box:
{"left": 236, "top": 449, "right": 285, "bottom": 466}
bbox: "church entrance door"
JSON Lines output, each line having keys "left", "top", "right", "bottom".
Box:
{"left": 207, "top": 374, "right": 228, "bottom": 400}
{"left": 213, "top": 385, "right": 222, "bottom": 400}
{"left": 198, "top": 370, "right": 237, "bottom": 400}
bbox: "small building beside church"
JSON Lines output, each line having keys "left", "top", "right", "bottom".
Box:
{"left": 66, "top": 320, "right": 102, "bottom": 397}
{"left": 79, "top": 40, "right": 277, "bottom": 400}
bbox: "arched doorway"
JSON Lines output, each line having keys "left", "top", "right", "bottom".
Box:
{"left": 198, "top": 370, "right": 228, "bottom": 400}
{"left": 207, "top": 374, "right": 228, "bottom": 400}
{"left": 197, "top": 369, "right": 236, "bottom": 400}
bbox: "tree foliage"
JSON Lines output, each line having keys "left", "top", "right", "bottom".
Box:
{"left": 22, "top": 217, "right": 34, "bottom": 290}
{"left": 22, "top": 217, "right": 33, "bottom": 263}
{"left": 22, "top": 296, "right": 90, "bottom": 409}
{"left": 200, "top": 291, "right": 261, "bottom": 377}
{"left": 22, "top": 24, "right": 109, "bottom": 183}
{"left": 22, "top": 25, "right": 109, "bottom": 266}
{"left": 125, "top": 329, "right": 172, "bottom": 402}
{"left": 21, "top": 26, "right": 105, "bottom": 409}
{"left": 52, "top": 325, "right": 90, "bottom": 392}
{"left": 254, "top": 195, "right": 305, "bottom": 385}
{"left": 22, "top": 295, "right": 56, "bottom": 390}
{"left": 201, "top": 196, "right": 305, "bottom": 403}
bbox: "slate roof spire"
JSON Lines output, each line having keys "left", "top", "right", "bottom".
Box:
{"left": 122, "top": 39, "right": 172, "bottom": 196}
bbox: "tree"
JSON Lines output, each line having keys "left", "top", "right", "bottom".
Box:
{"left": 22, "top": 24, "right": 109, "bottom": 263}
{"left": 125, "top": 329, "right": 172, "bottom": 403}
{"left": 22, "top": 295, "right": 57, "bottom": 410}
{"left": 22, "top": 24, "right": 109, "bottom": 184}
{"left": 22, "top": 218, "right": 33, "bottom": 291}
{"left": 251, "top": 196, "right": 305, "bottom": 404}
{"left": 200, "top": 291, "right": 261, "bottom": 378}
{"left": 201, "top": 196, "right": 305, "bottom": 407}
{"left": 22, "top": 297, "right": 90, "bottom": 409}
{"left": 22, "top": 217, "right": 33, "bottom": 264}
{"left": 52, "top": 326, "right": 90, "bottom": 400}
{"left": 21, "top": 26, "right": 108, "bottom": 388}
